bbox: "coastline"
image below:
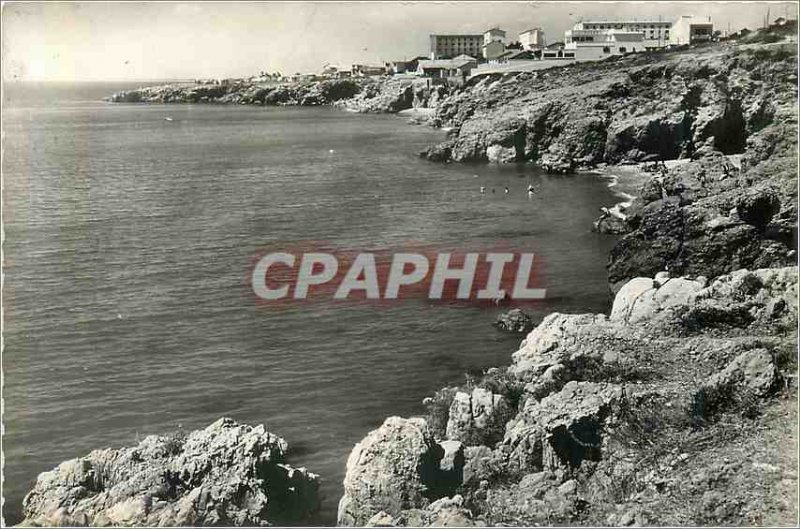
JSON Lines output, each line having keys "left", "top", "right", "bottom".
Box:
{"left": 332, "top": 32, "right": 798, "bottom": 526}
{"left": 333, "top": 31, "right": 797, "bottom": 527}
{"left": 18, "top": 30, "right": 799, "bottom": 527}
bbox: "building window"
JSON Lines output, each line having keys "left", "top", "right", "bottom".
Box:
{"left": 603, "top": 46, "right": 611, "bottom": 53}
{"left": 619, "top": 47, "right": 627, "bottom": 53}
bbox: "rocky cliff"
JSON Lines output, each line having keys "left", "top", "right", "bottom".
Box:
{"left": 18, "top": 418, "right": 320, "bottom": 527}
{"left": 418, "top": 35, "right": 797, "bottom": 293}
{"left": 339, "top": 31, "right": 798, "bottom": 528}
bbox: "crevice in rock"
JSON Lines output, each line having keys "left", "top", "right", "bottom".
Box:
{"left": 419, "top": 442, "right": 463, "bottom": 502}
{"left": 548, "top": 418, "right": 603, "bottom": 468}
{"left": 713, "top": 99, "right": 747, "bottom": 154}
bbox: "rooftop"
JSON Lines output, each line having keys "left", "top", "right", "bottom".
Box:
{"left": 431, "top": 33, "right": 482, "bottom": 38}
{"left": 500, "top": 49, "right": 536, "bottom": 60}
{"left": 418, "top": 56, "right": 477, "bottom": 69}
{"left": 578, "top": 16, "right": 674, "bottom": 23}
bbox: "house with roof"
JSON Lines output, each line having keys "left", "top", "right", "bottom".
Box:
{"left": 489, "top": 48, "right": 539, "bottom": 64}
{"left": 416, "top": 55, "right": 478, "bottom": 84}
{"left": 351, "top": 64, "right": 387, "bottom": 77}
{"left": 385, "top": 56, "right": 428, "bottom": 75}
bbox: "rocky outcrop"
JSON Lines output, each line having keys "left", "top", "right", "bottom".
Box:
{"left": 607, "top": 143, "right": 796, "bottom": 292}
{"left": 108, "top": 77, "right": 444, "bottom": 114}
{"left": 422, "top": 40, "right": 796, "bottom": 172}
{"left": 364, "top": 495, "right": 476, "bottom": 527}
{"left": 494, "top": 308, "right": 534, "bottom": 333}
{"left": 109, "top": 79, "right": 365, "bottom": 107}
{"left": 19, "top": 418, "right": 319, "bottom": 527}
{"left": 335, "top": 79, "right": 417, "bottom": 113}
{"left": 340, "top": 265, "right": 797, "bottom": 526}
{"left": 446, "top": 388, "right": 511, "bottom": 445}
{"left": 337, "top": 417, "right": 465, "bottom": 526}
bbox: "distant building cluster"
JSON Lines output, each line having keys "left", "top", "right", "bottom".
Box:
{"left": 280, "top": 14, "right": 718, "bottom": 86}
{"left": 414, "top": 15, "right": 715, "bottom": 82}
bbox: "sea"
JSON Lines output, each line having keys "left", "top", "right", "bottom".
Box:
{"left": 2, "top": 81, "right": 627, "bottom": 524}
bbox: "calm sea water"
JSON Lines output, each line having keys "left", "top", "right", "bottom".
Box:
{"left": 3, "top": 81, "right": 622, "bottom": 524}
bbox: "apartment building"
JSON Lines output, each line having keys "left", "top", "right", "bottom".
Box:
{"left": 572, "top": 17, "right": 673, "bottom": 49}
{"left": 429, "top": 34, "right": 484, "bottom": 59}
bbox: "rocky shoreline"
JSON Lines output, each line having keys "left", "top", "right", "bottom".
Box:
{"left": 25, "top": 29, "right": 797, "bottom": 527}
{"left": 107, "top": 77, "right": 448, "bottom": 114}
{"left": 335, "top": 30, "right": 798, "bottom": 527}
{"left": 338, "top": 265, "right": 797, "bottom": 526}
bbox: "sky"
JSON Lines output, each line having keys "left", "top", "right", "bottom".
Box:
{"left": 2, "top": 1, "right": 797, "bottom": 82}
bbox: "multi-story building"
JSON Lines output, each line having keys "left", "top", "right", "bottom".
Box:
{"left": 429, "top": 34, "right": 484, "bottom": 59}
{"left": 572, "top": 17, "right": 673, "bottom": 50}
{"left": 483, "top": 27, "right": 506, "bottom": 45}
{"left": 564, "top": 28, "right": 646, "bottom": 59}
{"left": 519, "top": 27, "right": 546, "bottom": 49}
{"left": 482, "top": 28, "right": 507, "bottom": 60}
{"left": 669, "top": 16, "right": 714, "bottom": 45}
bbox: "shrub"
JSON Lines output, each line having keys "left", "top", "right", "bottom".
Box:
{"left": 424, "top": 387, "right": 457, "bottom": 439}
{"left": 687, "top": 384, "right": 763, "bottom": 425}
{"left": 162, "top": 427, "right": 187, "bottom": 456}
{"left": 572, "top": 357, "right": 653, "bottom": 384}
{"left": 466, "top": 368, "right": 526, "bottom": 409}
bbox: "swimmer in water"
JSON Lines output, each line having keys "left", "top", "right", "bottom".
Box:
{"left": 480, "top": 186, "right": 486, "bottom": 193}
{"left": 504, "top": 187, "right": 509, "bottom": 194}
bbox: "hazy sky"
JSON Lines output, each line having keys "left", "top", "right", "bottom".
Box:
{"left": 2, "top": 1, "right": 796, "bottom": 81}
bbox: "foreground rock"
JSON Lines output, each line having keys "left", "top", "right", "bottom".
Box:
{"left": 340, "top": 266, "right": 798, "bottom": 526}
{"left": 337, "top": 417, "right": 465, "bottom": 526}
{"left": 20, "top": 418, "right": 319, "bottom": 526}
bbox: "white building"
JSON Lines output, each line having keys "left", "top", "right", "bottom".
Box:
{"left": 565, "top": 28, "right": 646, "bottom": 59}
{"left": 572, "top": 17, "right": 673, "bottom": 50}
{"left": 483, "top": 27, "right": 506, "bottom": 45}
{"left": 669, "top": 16, "right": 714, "bottom": 45}
{"left": 482, "top": 28, "right": 507, "bottom": 60}
{"left": 519, "top": 27, "right": 546, "bottom": 49}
